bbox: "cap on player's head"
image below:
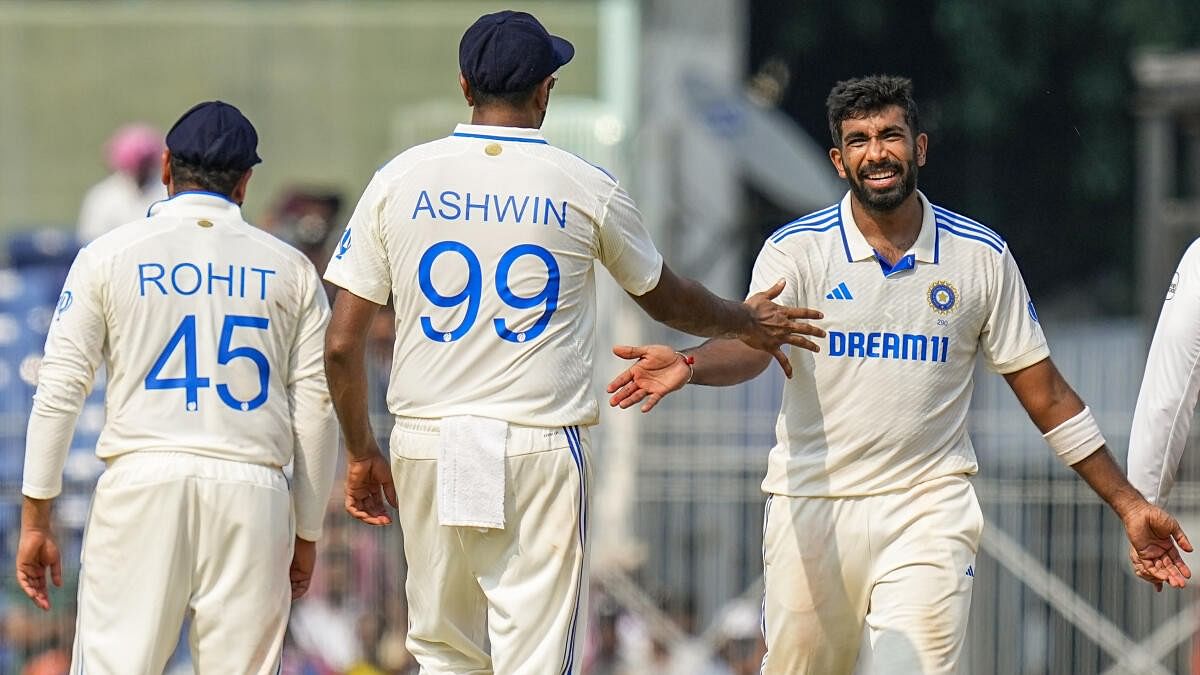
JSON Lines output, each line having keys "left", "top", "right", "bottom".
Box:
{"left": 166, "top": 101, "right": 262, "bottom": 171}
{"left": 459, "top": 10, "right": 574, "bottom": 94}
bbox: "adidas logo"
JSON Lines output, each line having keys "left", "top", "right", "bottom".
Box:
{"left": 825, "top": 282, "right": 853, "bottom": 300}
{"left": 965, "top": 565, "right": 975, "bottom": 578}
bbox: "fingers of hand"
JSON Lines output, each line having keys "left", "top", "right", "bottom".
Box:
{"left": 763, "top": 279, "right": 785, "bottom": 299}
{"left": 784, "top": 307, "right": 824, "bottom": 321}
{"left": 786, "top": 336, "right": 821, "bottom": 353}
{"left": 771, "top": 349, "right": 793, "bottom": 379}
{"left": 611, "top": 345, "right": 643, "bottom": 360}
{"left": 1176, "top": 528, "right": 1194, "bottom": 553}
{"left": 607, "top": 370, "right": 634, "bottom": 394}
{"left": 787, "top": 321, "right": 826, "bottom": 338}
{"left": 619, "top": 388, "right": 650, "bottom": 409}
{"left": 640, "top": 393, "right": 661, "bottom": 414}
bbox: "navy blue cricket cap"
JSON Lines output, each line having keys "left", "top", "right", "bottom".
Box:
{"left": 459, "top": 10, "right": 574, "bottom": 94}
{"left": 165, "top": 101, "right": 262, "bottom": 171}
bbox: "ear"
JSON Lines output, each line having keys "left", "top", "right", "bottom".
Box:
{"left": 161, "top": 149, "right": 172, "bottom": 190}
{"left": 914, "top": 132, "right": 928, "bottom": 168}
{"left": 230, "top": 169, "right": 253, "bottom": 206}
{"left": 535, "top": 74, "right": 554, "bottom": 112}
{"left": 829, "top": 146, "right": 848, "bottom": 180}
{"left": 459, "top": 73, "right": 475, "bottom": 107}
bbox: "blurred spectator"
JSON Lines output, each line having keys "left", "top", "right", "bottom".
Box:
{"left": 77, "top": 124, "right": 166, "bottom": 243}
{"left": 259, "top": 187, "right": 343, "bottom": 279}
{"left": 707, "top": 600, "right": 767, "bottom": 675}
{"left": 289, "top": 546, "right": 364, "bottom": 672}
{"left": 584, "top": 593, "right": 631, "bottom": 675}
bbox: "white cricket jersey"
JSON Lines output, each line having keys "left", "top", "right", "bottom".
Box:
{"left": 324, "top": 123, "right": 664, "bottom": 428}
{"left": 1128, "top": 238, "right": 1200, "bottom": 505}
{"left": 24, "top": 192, "right": 337, "bottom": 539}
{"left": 751, "top": 191, "right": 1048, "bottom": 497}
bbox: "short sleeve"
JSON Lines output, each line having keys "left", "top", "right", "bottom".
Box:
{"left": 323, "top": 172, "right": 393, "bottom": 305}
{"left": 596, "top": 184, "right": 663, "bottom": 296}
{"left": 981, "top": 247, "right": 1049, "bottom": 373}
{"left": 747, "top": 240, "right": 802, "bottom": 307}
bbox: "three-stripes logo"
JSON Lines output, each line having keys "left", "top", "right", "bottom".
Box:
{"left": 826, "top": 282, "right": 853, "bottom": 301}
{"left": 965, "top": 565, "right": 975, "bottom": 578}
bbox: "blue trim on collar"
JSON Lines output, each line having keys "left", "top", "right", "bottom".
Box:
{"left": 148, "top": 190, "right": 238, "bottom": 216}
{"left": 836, "top": 209, "right": 853, "bottom": 262}
{"left": 875, "top": 251, "right": 916, "bottom": 277}
{"left": 451, "top": 131, "right": 548, "bottom": 145}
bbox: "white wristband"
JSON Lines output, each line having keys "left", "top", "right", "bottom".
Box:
{"left": 1042, "top": 406, "right": 1106, "bottom": 466}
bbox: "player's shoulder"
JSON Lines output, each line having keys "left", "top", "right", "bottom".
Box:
{"left": 83, "top": 214, "right": 162, "bottom": 257}
{"left": 541, "top": 144, "right": 620, "bottom": 187}
{"left": 930, "top": 201, "right": 1007, "bottom": 256}
{"left": 765, "top": 203, "right": 844, "bottom": 252}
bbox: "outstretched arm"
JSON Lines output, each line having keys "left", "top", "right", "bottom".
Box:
{"left": 629, "top": 263, "right": 823, "bottom": 378}
{"left": 608, "top": 339, "right": 775, "bottom": 413}
{"left": 1005, "top": 358, "right": 1193, "bottom": 589}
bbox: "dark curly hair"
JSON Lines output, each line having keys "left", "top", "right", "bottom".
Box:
{"left": 825, "top": 75, "right": 919, "bottom": 147}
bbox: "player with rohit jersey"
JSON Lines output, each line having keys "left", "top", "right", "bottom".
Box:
{"left": 16, "top": 102, "right": 338, "bottom": 674}
{"left": 322, "top": 10, "right": 824, "bottom": 675}
{"left": 607, "top": 75, "right": 1192, "bottom": 674}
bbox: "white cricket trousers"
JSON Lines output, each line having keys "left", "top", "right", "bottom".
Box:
{"left": 390, "top": 418, "right": 591, "bottom": 675}
{"left": 761, "top": 475, "right": 984, "bottom": 675}
{"left": 71, "top": 452, "right": 293, "bottom": 674}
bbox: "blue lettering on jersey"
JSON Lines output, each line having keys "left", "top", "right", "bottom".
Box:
{"left": 828, "top": 330, "right": 950, "bottom": 363}
{"left": 411, "top": 190, "right": 568, "bottom": 228}
{"left": 138, "top": 262, "right": 276, "bottom": 300}
{"left": 335, "top": 228, "right": 352, "bottom": 260}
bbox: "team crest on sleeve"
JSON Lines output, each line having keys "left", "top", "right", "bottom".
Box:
{"left": 927, "top": 281, "right": 957, "bottom": 314}
{"left": 55, "top": 290, "right": 73, "bottom": 319}
{"left": 335, "top": 227, "right": 352, "bottom": 260}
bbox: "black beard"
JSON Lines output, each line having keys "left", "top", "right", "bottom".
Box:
{"left": 848, "top": 160, "right": 918, "bottom": 212}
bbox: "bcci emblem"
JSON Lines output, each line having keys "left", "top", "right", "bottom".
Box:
{"left": 55, "top": 290, "right": 73, "bottom": 320}
{"left": 928, "top": 281, "right": 957, "bottom": 314}
{"left": 335, "top": 227, "right": 352, "bottom": 260}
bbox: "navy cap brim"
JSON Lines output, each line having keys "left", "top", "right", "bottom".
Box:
{"left": 550, "top": 35, "right": 574, "bottom": 70}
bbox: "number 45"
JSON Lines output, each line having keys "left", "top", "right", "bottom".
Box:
{"left": 144, "top": 314, "right": 271, "bottom": 412}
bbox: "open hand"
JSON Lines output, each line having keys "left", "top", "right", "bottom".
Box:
{"left": 345, "top": 445, "right": 398, "bottom": 526}
{"left": 1123, "top": 502, "right": 1193, "bottom": 589}
{"left": 607, "top": 345, "right": 690, "bottom": 413}
{"left": 740, "top": 279, "right": 825, "bottom": 378}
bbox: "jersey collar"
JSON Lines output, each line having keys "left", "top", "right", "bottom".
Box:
{"left": 146, "top": 191, "right": 242, "bottom": 219}
{"left": 451, "top": 123, "right": 549, "bottom": 145}
{"left": 838, "top": 190, "right": 938, "bottom": 268}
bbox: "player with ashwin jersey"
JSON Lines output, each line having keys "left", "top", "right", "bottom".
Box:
{"left": 321, "top": 10, "right": 823, "bottom": 675}
{"left": 16, "top": 101, "right": 338, "bottom": 674}
{"left": 1127, "top": 238, "right": 1200, "bottom": 589}
{"left": 607, "top": 75, "right": 1192, "bottom": 675}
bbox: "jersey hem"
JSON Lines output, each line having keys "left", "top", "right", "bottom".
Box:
{"left": 989, "top": 345, "right": 1051, "bottom": 374}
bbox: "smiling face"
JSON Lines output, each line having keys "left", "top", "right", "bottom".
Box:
{"left": 829, "top": 104, "right": 927, "bottom": 213}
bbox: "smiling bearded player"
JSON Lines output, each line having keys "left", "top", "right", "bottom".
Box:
{"left": 604, "top": 74, "right": 1193, "bottom": 674}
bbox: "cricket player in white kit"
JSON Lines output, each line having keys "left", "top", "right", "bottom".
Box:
{"left": 1128, "top": 239, "right": 1200, "bottom": 588}
{"left": 321, "top": 11, "right": 823, "bottom": 675}
{"left": 15, "top": 101, "right": 338, "bottom": 674}
{"left": 608, "top": 75, "right": 1193, "bottom": 674}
